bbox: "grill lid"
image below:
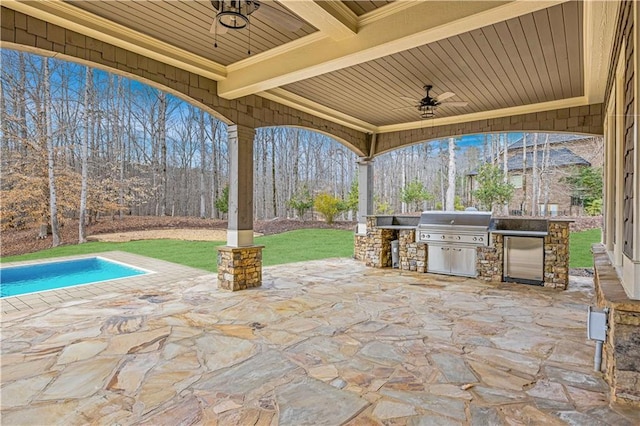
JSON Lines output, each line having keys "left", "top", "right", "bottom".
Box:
{"left": 418, "top": 211, "right": 492, "bottom": 228}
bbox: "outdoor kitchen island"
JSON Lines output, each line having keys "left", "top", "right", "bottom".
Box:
{"left": 354, "top": 214, "right": 573, "bottom": 290}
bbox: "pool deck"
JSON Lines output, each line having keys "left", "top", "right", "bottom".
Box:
{"left": 0, "top": 252, "right": 207, "bottom": 313}
{"left": 1, "top": 255, "right": 639, "bottom": 425}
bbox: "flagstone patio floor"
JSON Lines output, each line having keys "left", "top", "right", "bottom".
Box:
{"left": 1, "top": 252, "right": 639, "bottom": 425}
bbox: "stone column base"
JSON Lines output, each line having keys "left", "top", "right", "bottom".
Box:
{"left": 217, "top": 245, "right": 264, "bottom": 291}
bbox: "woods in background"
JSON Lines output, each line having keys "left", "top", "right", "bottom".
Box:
{"left": 1, "top": 51, "right": 602, "bottom": 246}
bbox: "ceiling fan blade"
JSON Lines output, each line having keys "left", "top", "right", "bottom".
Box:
{"left": 256, "top": 3, "right": 304, "bottom": 32}
{"left": 435, "top": 91, "right": 455, "bottom": 101}
{"left": 210, "top": 20, "right": 229, "bottom": 34}
{"left": 439, "top": 101, "right": 468, "bottom": 107}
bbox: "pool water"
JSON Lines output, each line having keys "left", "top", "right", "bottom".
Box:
{"left": 0, "top": 257, "right": 150, "bottom": 297}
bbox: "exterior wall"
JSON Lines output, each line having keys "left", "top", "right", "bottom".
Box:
{"left": 602, "top": 0, "right": 639, "bottom": 300}
{"left": 592, "top": 244, "right": 640, "bottom": 407}
{"left": 0, "top": 7, "right": 369, "bottom": 156}
{"left": 506, "top": 165, "right": 588, "bottom": 215}
{"left": 375, "top": 106, "right": 604, "bottom": 156}
{"left": 471, "top": 137, "right": 603, "bottom": 215}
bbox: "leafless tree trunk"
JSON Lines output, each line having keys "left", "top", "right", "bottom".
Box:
{"left": 271, "top": 129, "right": 277, "bottom": 217}
{"left": 531, "top": 133, "right": 539, "bottom": 216}
{"left": 198, "top": 109, "right": 207, "bottom": 218}
{"left": 79, "top": 67, "right": 92, "bottom": 243}
{"left": 445, "top": 137, "right": 456, "bottom": 211}
{"left": 158, "top": 92, "right": 168, "bottom": 215}
{"left": 502, "top": 133, "right": 509, "bottom": 215}
{"left": 541, "top": 133, "right": 551, "bottom": 216}
{"left": 209, "top": 116, "right": 220, "bottom": 219}
{"left": 43, "top": 58, "right": 61, "bottom": 246}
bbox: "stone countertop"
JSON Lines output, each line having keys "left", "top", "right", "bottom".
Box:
{"left": 490, "top": 230, "right": 548, "bottom": 237}
{"left": 376, "top": 225, "right": 417, "bottom": 230}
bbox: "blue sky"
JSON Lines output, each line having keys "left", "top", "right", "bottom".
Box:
{"left": 456, "top": 133, "right": 523, "bottom": 149}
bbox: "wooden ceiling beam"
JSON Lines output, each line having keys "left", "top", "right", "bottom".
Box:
{"left": 218, "top": 0, "right": 568, "bottom": 99}
{"left": 278, "top": 0, "right": 357, "bottom": 40}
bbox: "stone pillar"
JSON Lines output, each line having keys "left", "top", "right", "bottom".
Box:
{"left": 357, "top": 158, "right": 373, "bottom": 235}
{"left": 217, "top": 124, "right": 263, "bottom": 291}
{"left": 477, "top": 234, "right": 504, "bottom": 282}
{"left": 398, "top": 229, "right": 427, "bottom": 272}
{"left": 217, "top": 246, "right": 264, "bottom": 291}
{"left": 543, "top": 221, "right": 570, "bottom": 290}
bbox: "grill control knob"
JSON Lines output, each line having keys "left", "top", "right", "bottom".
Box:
{"left": 479, "top": 237, "right": 483, "bottom": 241}
{"left": 473, "top": 237, "right": 477, "bottom": 241}
{"left": 441, "top": 235, "right": 445, "bottom": 239}
{"left": 426, "top": 234, "right": 430, "bottom": 239}
{"left": 457, "top": 236, "right": 461, "bottom": 240}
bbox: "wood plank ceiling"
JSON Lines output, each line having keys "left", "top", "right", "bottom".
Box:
{"left": 342, "top": 1, "right": 396, "bottom": 16}
{"left": 66, "top": 0, "right": 318, "bottom": 65}
{"left": 55, "top": 0, "right": 585, "bottom": 131}
{"left": 283, "top": 1, "right": 583, "bottom": 126}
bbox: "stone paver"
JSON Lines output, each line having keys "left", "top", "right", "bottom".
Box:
{"left": 1, "top": 257, "right": 638, "bottom": 425}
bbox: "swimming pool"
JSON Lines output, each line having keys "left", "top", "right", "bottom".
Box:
{"left": 0, "top": 257, "right": 151, "bottom": 297}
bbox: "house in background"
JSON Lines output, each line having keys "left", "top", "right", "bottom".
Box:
{"left": 467, "top": 134, "right": 603, "bottom": 216}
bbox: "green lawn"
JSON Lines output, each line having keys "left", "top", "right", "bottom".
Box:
{"left": 1, "top": 227, "right": 601, "bottom": 271}
{"left": 0, "top": 229, "right": 355, "bottom": 272}
{"left": 569, "top": 228, "right": 602, "bottom": 268}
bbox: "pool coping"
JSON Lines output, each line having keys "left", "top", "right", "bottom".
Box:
{"left": 0, "top": 251, "right": 212, "bottom": 314}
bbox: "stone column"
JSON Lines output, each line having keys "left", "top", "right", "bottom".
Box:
{"left": 357, "top": 158, "right": 373, "bottom": 235}
{"left": 217, "top": 124, "right": 263, "bottom": 291}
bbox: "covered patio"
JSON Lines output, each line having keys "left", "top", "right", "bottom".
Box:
{"left": 1, "top": 0, "right": 639, "bottom": 417}
{"left": 2, "top": 255, "right": 639, "bottom": 424}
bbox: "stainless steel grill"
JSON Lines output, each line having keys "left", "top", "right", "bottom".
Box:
{"left": 416, "top": 211, "right": 492, "bottom": 277}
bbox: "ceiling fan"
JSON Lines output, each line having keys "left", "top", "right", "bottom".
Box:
{"left": 397, "top": 85, "right": 468, "bottom": 119}
{"left": 209, "top": 1, "right": 303, "bottom": 35}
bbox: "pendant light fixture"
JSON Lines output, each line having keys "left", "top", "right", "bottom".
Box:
{"left": 211, "top": 1, "right": 259, "bottom": 54}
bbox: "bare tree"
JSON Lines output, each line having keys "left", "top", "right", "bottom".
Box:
{"left": 519, "top": 133, "right": 526, "bottom": 214}
{"left": 79, "top": 67, "right": 92, "bottom": 243}
{"left": 540, "top": 133, "right": 551, "bottom": 216}
{"left": 531, "top": 133, "right": 539, "bottom": 215}
{"left": 43, "top": 58, "right": 61, "bottom": 246}
{"left": 445, "top": 137, "right": 456, "bottom": 210}
{"left": 502, "top": 133, "right": 509, "bottom": 215}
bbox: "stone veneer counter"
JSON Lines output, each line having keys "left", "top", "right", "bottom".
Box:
{"left": 355, "top": 215, "right": 572, "bottom": 290}
{"left": 592, "top": 244, "right": 640, "bottom": 407}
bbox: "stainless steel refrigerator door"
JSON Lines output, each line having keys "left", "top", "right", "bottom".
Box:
{"left": 504, "top": 236, "right": 544, "bottom": 282}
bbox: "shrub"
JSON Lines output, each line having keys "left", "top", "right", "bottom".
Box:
{"left": 287, "top": 186, "right": 314, "bottom": 220}
{"left": 215, "top": 185, "right": 229, "bottom": 214}
{"left": 586, "top": 198, "right": 603, "bottom": 216}
{"left": 314, "top": 193, "right": 344, "bottom": 224}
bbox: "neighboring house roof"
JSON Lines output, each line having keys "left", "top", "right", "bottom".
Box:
{"left": 508, "top": 134, "right": 588, "bottom": 149}
{"left": 468, "top": 148, "right": 591, "bottom": 175}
